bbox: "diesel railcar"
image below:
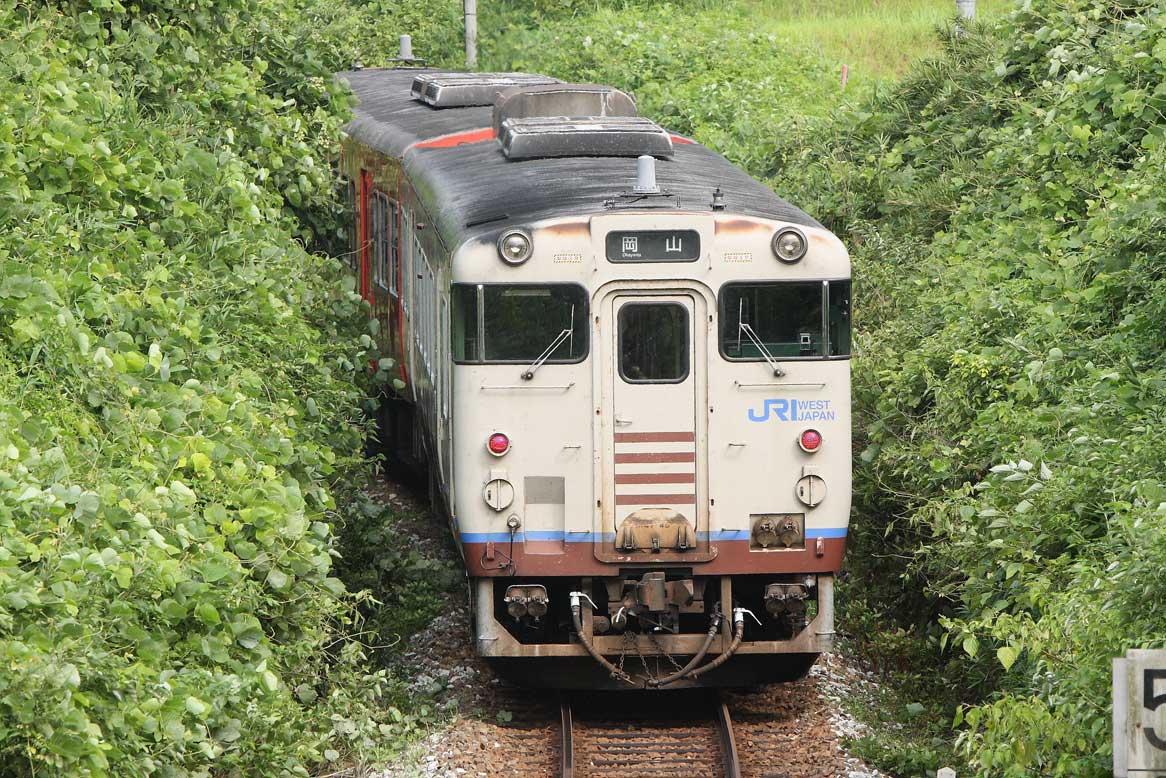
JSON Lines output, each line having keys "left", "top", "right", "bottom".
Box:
{"left": 337, "top": 67, "right": 852, "bottom": 689}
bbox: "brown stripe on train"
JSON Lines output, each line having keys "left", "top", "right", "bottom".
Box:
{"left": 613, "top": 431, "right": 696, "bottom": 443}
{"left": 615, "top": 494, "right": 698, "bottom": 505}
{"left": 614, "top": 452, "right": 696, "bottom": 464}
{"left": 614, "top": 473, "right": 696, "bottom": 484}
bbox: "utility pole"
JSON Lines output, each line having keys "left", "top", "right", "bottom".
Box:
{"left": 465, "top": 0, "right": 478, "bottom": 69}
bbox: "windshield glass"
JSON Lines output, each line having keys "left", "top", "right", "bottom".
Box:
{"left": 719, "top": 281, "right": 850, "bottom": 359}
{"left": 452, "top": 284, "right": 588, "bottom": 363}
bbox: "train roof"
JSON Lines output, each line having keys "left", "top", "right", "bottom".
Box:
{"left": 338, "top": 68, "right": 822, "bottom": 250}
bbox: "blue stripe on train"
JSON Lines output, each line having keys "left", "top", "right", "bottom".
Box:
{"left": 458, "top": 528, "right": 848, "bottom": 543}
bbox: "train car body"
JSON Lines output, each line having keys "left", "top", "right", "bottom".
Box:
{"left": 337, "top": 68, "right": 851, "bottom": 689}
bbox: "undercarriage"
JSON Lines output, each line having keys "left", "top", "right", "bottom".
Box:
{"left": 473, "top": 573, "right": 834, "bottom": 689}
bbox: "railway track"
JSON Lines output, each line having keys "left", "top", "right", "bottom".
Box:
{"left": 559, "top": 691, "right": 741, "bottom": 778}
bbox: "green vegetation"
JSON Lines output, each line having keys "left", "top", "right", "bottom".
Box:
{"left": 775, "top": 2, "right": 1166, "bottom": 774}
{"left": 484, "top": 2, "right": 843, "bottom": 173}
{"left": 0, "top": 0, "right": 433, "bottom": 774}
{"left": 743, "top": 0, "right": 1009, "bottom": 83}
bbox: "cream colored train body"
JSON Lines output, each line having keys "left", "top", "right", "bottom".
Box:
{"left": 339, "top": 68, "right": 851, "bottom": 689}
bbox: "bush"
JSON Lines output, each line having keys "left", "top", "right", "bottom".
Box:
{"left": 0, "top": 0, "right": 426, "bottom": 773}
{"left": 773, "top": 2, "right": 1166, "bottom": 774}
{"left": 483, "top": 3, "right": 842, "bottom": 172}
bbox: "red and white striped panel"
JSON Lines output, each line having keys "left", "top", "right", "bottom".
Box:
{"left": 613, "top": 431, "right": 697, "bottom": 508}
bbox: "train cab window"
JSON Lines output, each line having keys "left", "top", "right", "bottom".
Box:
{"left": 452, "top": 284, "right": 588, "bottom": 364}
{"left": 719, "top": 281, "right": 851, "bottom": 359}
{"left": 618, "top": 303, "right": 689, "bottom": 383}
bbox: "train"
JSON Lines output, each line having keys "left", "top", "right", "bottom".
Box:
{"left": 336, "top": 64, "right": 852, "bottom": 689}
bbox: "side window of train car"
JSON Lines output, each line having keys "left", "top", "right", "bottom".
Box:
{"left": 388, "top": 200, "right": 399, "bottom": 297}
{"left": 415, "top": 243, "right": 434, "bottom": 375}
{"left": 371, "top": 191, "right": 389, "bottom": 290}
{"left": 399, "top": 210, "right": 412, "bottom": 315}
{"left": 718, "top": 281, "right": 851, "bottom": 359}
{"left": 451, "top": 284, "right": 588, "bottom": 364}
{"left": 343, "top": 177, "right": 358, "bottom": 272}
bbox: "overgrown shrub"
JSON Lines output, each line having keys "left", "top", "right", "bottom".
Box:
{"left": 484, "top": 3, "right": 842, "bottom": 172}
{"left": 773, "top": 2, "right": 1166, "bottom": 774}
{"left": 0, "top": 0, "right": 433, "bottom": 773}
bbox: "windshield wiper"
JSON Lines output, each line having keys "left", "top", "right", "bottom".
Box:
{"left": 521, "top": 305, "right": 575, "bottom": 381}
{"left": 737, "top": 299, "right": 785, "bottom": 377}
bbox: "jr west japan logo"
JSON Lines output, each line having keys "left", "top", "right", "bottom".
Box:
{"left": 748, "top": 399, "right": 835, "bottom": 423}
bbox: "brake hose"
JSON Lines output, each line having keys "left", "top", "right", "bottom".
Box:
{"left": 687, "top": 607, "right": 757, "bottom": 680}
{"left": 569, "top": 591, "right": 636, "bottom": 686}
{"left": 648, "top": 608, "right": 723, "bottom": 688}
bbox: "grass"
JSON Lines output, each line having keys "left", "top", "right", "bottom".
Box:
{"left": 744, "top": 0, "right": 1012, "bottom": 85}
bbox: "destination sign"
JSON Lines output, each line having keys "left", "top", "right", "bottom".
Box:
{"left": 605, "top": 230, "right": 700, "bottom": 262}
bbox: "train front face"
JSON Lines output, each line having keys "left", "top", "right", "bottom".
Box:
{"left": 451, "top": 209, "right": 851, "bottom": 689}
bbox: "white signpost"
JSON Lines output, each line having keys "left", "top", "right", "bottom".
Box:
{"left": 1114, "top": 650, "right": 1166, "bottom": 776}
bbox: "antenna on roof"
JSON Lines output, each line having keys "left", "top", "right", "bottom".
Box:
{"left": 604, "top": 155, "right": 679, "bottom": 210}
{"left": 392, "top": 34, "right": 427, "bottom": 67}
{"left": 634, "top": 155, "right": 660, "bottom": 194}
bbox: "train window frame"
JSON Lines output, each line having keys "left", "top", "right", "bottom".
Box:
{"left": 717, "top": 279, "right": 852, "bottom": 362}
{"left": 451, "top": 282, "right": 590, "bottom": 366}
{"left": 617, "top": 301, "right": 691, "bottom": 384}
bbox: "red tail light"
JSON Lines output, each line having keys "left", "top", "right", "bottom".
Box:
{"left": 487, "top": 433, "right": 511, "bottom": 456}
{"left": 799, "top": 429, "right": 822, "bottom": 453}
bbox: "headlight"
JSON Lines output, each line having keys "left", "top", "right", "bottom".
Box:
{"left": 772, "top": 227, "right": 807, "bottom": 263}
{"left": 497, "top": 229, "right": 533, "bottom": 265}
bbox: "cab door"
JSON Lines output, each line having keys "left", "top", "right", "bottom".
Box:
{"left": 597, "top": 291, "right": 711, "bottom": 561}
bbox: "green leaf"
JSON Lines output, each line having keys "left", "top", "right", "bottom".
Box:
{"left": 962, "top": 634, "right": 979, "bottom": 658}
{"left": 185, "top": 697, "right": 209, "bottom": 718}
{"left": 195, "top": 602, "right": 221, "bottom": 626}
{"left": 997, "top": 645, "right": 1019, "bottom": 671}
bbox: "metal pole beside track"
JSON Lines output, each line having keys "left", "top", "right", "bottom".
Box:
{"left": 464, "top": 0, "right": 478, "bottom": 69}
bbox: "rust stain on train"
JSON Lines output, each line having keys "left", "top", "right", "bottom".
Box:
{"left": 542, "top": 220, "right": 589, "bottom": 237}
{"left": 714, "top": 217, "right": 768, "bottom": 235}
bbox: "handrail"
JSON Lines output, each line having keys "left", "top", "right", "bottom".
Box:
{"left": 480, "top": 382, "right": 575, "bottom": 391}
{"left": 733, "top": 380, "right": 825, "bottom": 389}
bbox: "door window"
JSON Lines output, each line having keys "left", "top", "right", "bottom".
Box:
{"left": 618, "top": 302, "right": 689, "bottom": 383}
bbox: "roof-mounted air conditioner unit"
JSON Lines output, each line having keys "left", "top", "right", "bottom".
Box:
{"left": 410, "top": 72, "right": 558, "bottom": 108}
{"left": 498, "top": 116, "right": 674, "bottom": 160}
{"left": 492, "top": 83, "right": 638, "bottom": 137}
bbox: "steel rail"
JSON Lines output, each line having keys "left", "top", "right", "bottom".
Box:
{"left": 714, "top": 692, "right": 743, "bottom": 778}
{"left": 560, "top": 695, "right": 575, "bottom": 778}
